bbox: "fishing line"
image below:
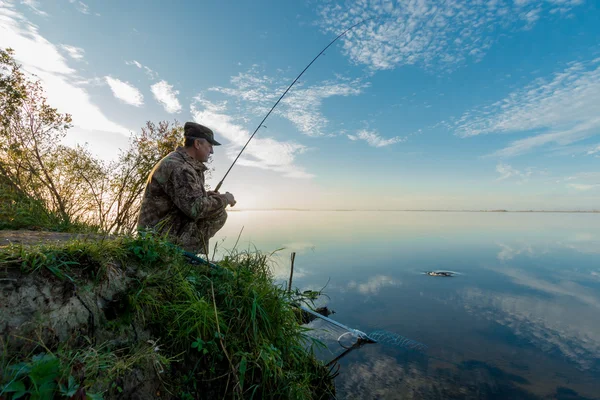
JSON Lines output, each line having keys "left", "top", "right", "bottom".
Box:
{"left": 214, "top": 16, "right": 376, "bottom": 192}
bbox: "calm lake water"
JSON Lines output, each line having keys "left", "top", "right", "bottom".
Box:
{"left": 213, "top": 211, "right": 600, "bottom": 400}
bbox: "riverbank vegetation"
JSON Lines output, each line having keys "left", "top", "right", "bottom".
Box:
{"left": 0, "top": 233, "right": 335, "bottom": 399}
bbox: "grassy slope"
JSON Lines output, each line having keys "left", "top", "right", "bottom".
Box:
{"left": 0, "top": 231, "right": 334, "bottom": 399}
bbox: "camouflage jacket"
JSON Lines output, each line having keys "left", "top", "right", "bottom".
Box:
{"left": 137, "top": 147, "right": 227, "bottom": 238}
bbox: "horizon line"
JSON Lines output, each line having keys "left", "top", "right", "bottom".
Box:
{"left": 229, "top": 208, "right": 600, "bottom": 213}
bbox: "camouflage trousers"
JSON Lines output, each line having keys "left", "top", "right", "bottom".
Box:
{"left": 176, "top": 208, "right": 228, "bottom": 256}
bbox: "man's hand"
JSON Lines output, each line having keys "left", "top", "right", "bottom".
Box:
{"left": 223, "top": 192, "right": 236, "bottom": 207}
{"left": 207, "top": 190, "right": 220, "bottom": 196}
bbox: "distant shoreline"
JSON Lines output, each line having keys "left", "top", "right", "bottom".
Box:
{"left": 231, "top": 209, "right": 600, "bottom": 213}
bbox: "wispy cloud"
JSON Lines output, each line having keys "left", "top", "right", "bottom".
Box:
{"left": 151, "top": 80, "right": 181, "bottom": 113}
{"left": 587, "top": 144, "right": 600, "bottom": 156}
{"left": 281, "top": 79, "right": 367, "bottom": 137}
{"left": 191, "top": 95, "right": 313, "bottom": 179}
{"left": 494, "top": 163, "right": 542, "bottom": 184}
{"left": 316, "top": 0, "right": 583, "bottom": 71}
{"left": 68, "top": 0, "right": 90, "bottom": 15}
{"left": 104, "top": 77, "right": 144, "bottom": 107}
{"left": 348, "top": 129, "right": 405, "bottom": 147}
{"left": 60, "top": 44, "right": 84, "bottom": 61}
{"left": 564, "top": 172, "right": 600, "bottom": 181}
{"left": 21, "top": 0, "right": 47, "bottom": 16}
{"left": 125, "top": 60, "right": 159, "bottom": 80}
{"left": 567, "top": 183, "right": 599, "bottom": 191}
{"left": 209, "top": 65, "right": 368, "bottom": 137}
{"left": 454, "top": 58, "right": 600, "bottom": 156}
{"left": 0, "top": 3, "right": 128, "bottom": 134}
{"left": 553, "top": 172, "right": 600, "bottom": 192}
{"left": 347, "top": 275, "right": 399, "bottom": 295}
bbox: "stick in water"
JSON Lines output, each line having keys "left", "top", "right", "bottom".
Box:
{"left": 288, "top": 252, "right": 296, "bottom": 293}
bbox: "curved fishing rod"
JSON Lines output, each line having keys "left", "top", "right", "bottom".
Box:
{"left": 214, "top": 17, "right": 375, "bottom": 192}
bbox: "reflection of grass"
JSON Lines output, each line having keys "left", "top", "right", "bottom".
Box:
{"left": 1, "top": 233, "right": 334, "bottom": 399}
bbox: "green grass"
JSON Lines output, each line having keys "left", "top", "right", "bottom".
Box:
{"left": 0, "top": 232, "right": 335, "bottom": 399}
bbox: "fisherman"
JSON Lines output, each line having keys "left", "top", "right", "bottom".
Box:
{"left": 137, "top": 122, "right": 236, "bottom": 256}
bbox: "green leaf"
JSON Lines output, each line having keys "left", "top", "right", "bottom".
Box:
{"left": 29, "top": 355, "right": 59, "bottom": 388}
{"left": 35, "top": 381, "right": 57, "bottom": 400}
{"left": 2, "top": 380, "right": 26, "bottom": 393}
{"left": 8, "top": 362, "right": 31, "bottom": 377}
{"left": 238, "top": 356, "right": 247, "bottom": 392}
{"left": 12, "top": 390, "right": 29, "bottom": 400}
{"left": 86, "top": 391, "right": 104, "bottom": 400}
{"left": 191, "top": 338, "right": 204, "bottom": 351}
{"left": 59, "top": 376, "right": 79, "bottom": 397}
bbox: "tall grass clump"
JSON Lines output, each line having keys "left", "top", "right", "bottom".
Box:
{"left": 0, "top": 232, "right": 335, "bottom": 399}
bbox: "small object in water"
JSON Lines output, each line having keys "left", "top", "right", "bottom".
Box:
{"left": 425, "top": 271, "right": 454, "bottom": 277}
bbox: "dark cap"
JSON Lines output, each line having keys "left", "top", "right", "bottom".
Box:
{"left": 184, "top": 122, "right": 221, "bottom": 146}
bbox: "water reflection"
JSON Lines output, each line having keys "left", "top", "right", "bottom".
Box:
{"left": 496, "top": 243, "right": 536, "bottom": 261}
{"left": 212, "top": 211, "right": 600, "bottom": 398}
{"left": 346, "top": 275, "right": 400, "bottom": 295}
{"left": 338, "top": 349, "right": 597, "bottom": 400}
{"left": 559, "top": 232, "right": 600, "bottom": 255}
{"left": 458, "top": 287, "right": 600, "bottom": 371}
{"left": 281, "top": 241, "right": 316, "bottom": 254}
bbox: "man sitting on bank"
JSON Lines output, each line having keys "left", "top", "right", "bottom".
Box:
{"left": 137, "top": 122, "right": 236, "bottom": 256}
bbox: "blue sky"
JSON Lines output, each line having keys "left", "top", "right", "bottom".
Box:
{"left": 1, "top": 0, "right": 599, "bottom": 210}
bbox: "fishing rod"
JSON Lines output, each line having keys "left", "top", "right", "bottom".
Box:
{"left": 214, "top": 17, "right": 375, "bottom": 193}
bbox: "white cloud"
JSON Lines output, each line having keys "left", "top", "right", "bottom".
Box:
{"left": 495, "top": 163, "right": 539, "bottom": 183}
{"left": 151, "top": 80, "right": 181, "bottom": 113}
{"left": 60, "top": 44, "right": 84, "bottom": 60}
{"left": 347, "top": 275, "right": 399, "bottom": 295}
{"left": 561, "top": 172, "right": 600, "bottom": 183}
{"left": 571, "top": 172, "right": 600, "bottom": 180}
{"left": 125, "top": 60, "right": 159, "bottom": 80}
{"left": 454, "top": 58, "right": 600, "bottom": 157}
{"left": 209, "top": 65, "right": 368, "bottom": 137}
{"left": 567, "top": 183, "right": 598, "bottom": 191}
{"left": 21, "top": 0, "right": 46, "bottom": 16}
{"left": 104, "top": 77, "right": 144, "bottom": 107}
{"left": 556, "top": 172, "right": 600, "bottom": 192}
{"left": 347, "top": 129, "right": 405, "bottom": 147}
{"left": 0, "top": 3, "right": 129, "bottom": 135}
{"left": 280, "top": 80, "right": 367, "bottom": 137}
{"left": 126, "top": 60, "right": 142, "bottom": 69}
{"left": 317, "top": 0, "right": 583, "bottom": 71}
{"left": 587, "top": 144, "right": 600, "bottom": 155}
{"left": 69, "top": 0, "right": 90, "bottom": 14}
{"left": 191, "top": 96, "right": 313, "bottom": 179}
